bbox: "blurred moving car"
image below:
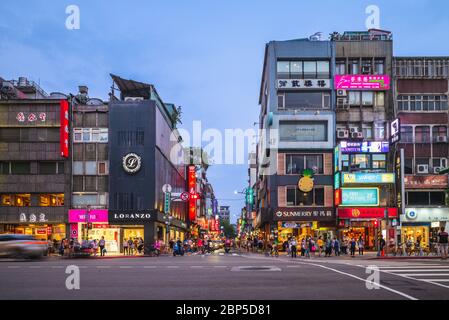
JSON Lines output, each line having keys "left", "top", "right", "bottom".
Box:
{"left": 211, "top": 240, "right": 224, "bottom": 251}
{"left": 0, "top": 234, "right": 47, "bottom": 259}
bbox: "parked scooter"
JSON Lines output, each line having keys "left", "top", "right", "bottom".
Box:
{"left": 173, "top": 242, "right": 184, "bottom": 256}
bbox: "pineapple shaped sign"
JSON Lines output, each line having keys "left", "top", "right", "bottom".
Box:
{"left": 298, "top": 169, "right": 314, "bottom": 193}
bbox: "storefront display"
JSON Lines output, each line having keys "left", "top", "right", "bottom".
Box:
{"left": 3, "top": 224, "right": 66, "bottom": 241}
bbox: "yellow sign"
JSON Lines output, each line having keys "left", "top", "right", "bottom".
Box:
{"left": 298, "top": 176, "right": 314, "bottom": 192}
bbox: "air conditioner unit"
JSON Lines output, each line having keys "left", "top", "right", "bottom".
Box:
{"left": 434, "top": 167, "right": 443, "bottom": 174}
{"left": 436, "top": 136, "right": 447, "bottom": 143}
{"left": 351, "top": 132, "right": 363, "bottom": 139}
{"left": 337, "top": 129, "right": 349, "bottom": 139}
{"left": 417, "top": 164, "right": 429, "bottom": 174}
{"left": 362, "top": 66, "right": 371, "bottom": 74}
{"left": 349, "top": 127, "right": 359, "bottom": 133}
{"left": 124, "top": 96, "right": 144, "bottom": 102}
{"left": 337, "top": 89, "right": 347, "bottom": 97}
{"left": 356, "top": 132, "right": 363, "bottom": 139}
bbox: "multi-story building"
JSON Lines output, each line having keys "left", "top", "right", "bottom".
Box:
{"left": 332, "top": 30, "right": 398, "bottom": 250}
{"left": 256, "top": 37, "right": 336, "bottom": 245}
{"left": 107, "top": 74, "right": 188, "bottom": 254}
{"left": 393, "top": 56, "right": 449, "bottom": 248}
{"left": 218, "top": 206, "right": 230, "bottom": 222}
{"left": 69, "top": 86, "right": 110, "bottom": 247}
{"left": 0, "top": 77, "right": 71, "bottom": 242}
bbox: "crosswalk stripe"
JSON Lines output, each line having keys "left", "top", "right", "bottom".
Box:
{"left": 419, "top": 279, "right": 449, "bottom": 282}
{"left": 399, "top": 273, "right": 449, "bottom": 276}
{"left": 378, "top": 265, "right": 446, "bottom": 269}
{"left": 380, "top": 269, "right": 449, "bottom": 272}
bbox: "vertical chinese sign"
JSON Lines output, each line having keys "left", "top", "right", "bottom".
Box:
{"left": 188, "top": 165, "right": 196, "bottom": 222}
{"left": 60, "top": 99, "right": 69, "bottom": 157}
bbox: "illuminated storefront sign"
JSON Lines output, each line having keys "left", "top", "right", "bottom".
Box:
{"left": 334, "top": 145, "right": 340, "bottom": 172}
{"left": 390, "top": 118, "right": 400, "bottom": 144}
{"left": 60, "top": 100, "right": 69, "bottom": 158}
{"left": 334, "top": 172, "right": 341, "bottom": 189}
{"left": 340, "top": 141, "right": 389, "bottom": 153}
{"left": 338, "top": 207, "right": 397, "bottom": 219}
{"left": 188, "top": 165, "right": 196, "bottom": 222}
{"left": 340, "top": 188, "right": 379, "bottom": 206}
{"left": 402, "top": 208, "right": 449, "bottom": 222}
{"left": 404, "top": 175, "right": 448, "bottom": 189}
{"left": 277, "top": 79, "right": 331, "bottom": 89}
{"left": 334, "top": 75, "right": 390, "bottom": 90}
{"left": 274, "top": 207, "right": 335, "bottom": 221}
{"left": 16, "top": 112, "right": 47, "bottom": 123}
{"left": 334, "top": 189, "right": 341, "bottom": 206}
{"left": 341, "top": 173, "right": 395, "bottom": 185}
{"left": 68, "top": 209, "right": 108, "bottom": 223}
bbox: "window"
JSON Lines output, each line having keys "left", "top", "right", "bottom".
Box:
{"left": 98, "top": 162, "right": 108, "bottom": 175}
{"left": 39, "top": 194, "right": 64, "bottom": 207}
{"left": 401, "top": 126, "right": 413, "bottom": 143}
{"left": 278, "top": 94, "right": 285, "bottom": 109}
{"left": 317, "top": 61, "right": 330, "bottom": 78}
{"left": 11, "top": 162, "right": 31, "bottom": 174}
{"left": 74, "top": 128, "right": 108, "bottom": 143}
{"left": 372, "top": 154, "right": 386, "bottom": 169}
{"left": 286, "top": 154, "right": 324, "bottom": 174}
{"left": 290, "top": 61, "right": 302, "bottom": 79}
{"left": 0, "top": 162, "right": 9, "bottom": 174}
{"left": 362, "top": 92, "right": 374, "bottom": 106}
{"left": 374, "top": 123, "right": 385, "bottom": 140}
{"left": 361, "top": 59, "right": 372, "bottom": 74}
{"left": 349, "top": 59, "right": 359, "bottom": 74}
{"left": 85, "top": 176, "right": 97, "bottom": 191}
{"left": 341, "top": 154, "right": 349, "bottom": 172}
{"left": 362, "top": 125, "right": 373, "bottom": 139}
{"left": 277, "top": 61, "right": 290, "bottom": 78}
{"left": 85, "top": 144, "right": 96, "bottom": 160}
{"left": 303, "top": 61, "right": 317, "bottom": 79}
{"left": 85, "top": 161, "right": 97, "bottom": 175}
{"left": 375, "top": 92, "right": 385, "bottom": 107}
{"left": 350, "top": 154, "right": 370, "bottom": 170}
{"left": 433, "top": 126, "right": 447, "bottom": 142}
{"left": 415, "top": 126, "right": 430, "bottom": 143}
{"left": 286, "top": 186, "right": 324, "bottom": 206}
{"left": 72, "top": 194, "right": 97, "bottom": 206}
{"left": 73, "top": 161, "right": 83, "bottom": 175}
{"left": 279, "top": 121, "right": 327, "bottom": 142}
{"left": 374, "top": 59, "right": 384, "bottom": 74}
{"left": 0, "top": 128, "right": 59, "bottom": 142}
{"left": 1, "top": 194, "right": 31, "bottom": 207}
{"left": 283, "top": 92, "right": 324, "bottom": 109}
{"left": 348, "top": 91, "right": 361, "bottom": 106}
{"left": 335, "top": 60, "right": 345, "bottom": 75}
{"left": 407, "top": 191, "right": 445, "bottom": 206}
{"left": 398, "top": 95, "right": 448, "bottom": 111}
{"left": 58, "top": 162, "right": 65, "bottom": 174}
{"left": 405, "top": 158, "right": 413, "bottom": 174}
{"left": 38, "top": 162, "right": 57, "bottom": 175}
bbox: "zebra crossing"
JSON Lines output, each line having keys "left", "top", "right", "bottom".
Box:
{"left": 377, "top": 264, "right": 449, "bottom": 288}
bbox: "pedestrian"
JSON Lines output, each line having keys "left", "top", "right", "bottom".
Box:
{"left": 59, "top": 238, "right": 65, "bottom": 256}
{"left": 282, "top": 240, "right": 289, "bottom": 256}
{"left": 333, "top": 238, "right": 340, "bottom": 256}
{"left": 169, "top": 239, "right": 174, "bottom": 253}
{"left": 304, "top": 237, "right": 310, "bottom": 258}
{"left": 123, "top": 238, "right": 129, "bottom": 255}
{"left": 137, "top": 238, "right": 144, "bottom": 255}
{"left": 350, "top": 238, "right": 356, "bottom": 257}
{"left": 357, "top": 236, "right": 364, "bottom": 255}
{"left": 290, "top": 237, "right": 297, "bottom": 258}
{"left": 317, "top": 236, "right": 324, "bottom": 257}
{"left": 92, "top": 239, "right": 98, "bottom": 257}
{"left": 324, "top": 238, "right": 331, "bottom": 257}
{"left": 438, "top": 227, "right": 448, "bottom": 260}
{"left": 197, "top": 238, "right": 203, "bottom": 254}
{"left": 128, "top": 238, "right": 135, "bottom": 255}
{"left": 309, "top": 237, "right": 315, "bottom": 258}
{"left": 377, "top": 235, "right": 386, "bottom": 257}
{"left": 99, "top": 236, "right": 106, "bottom": 257}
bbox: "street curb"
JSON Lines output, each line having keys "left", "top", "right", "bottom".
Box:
{"left": 369, "top": 256, "right": 447, "bottom": 260}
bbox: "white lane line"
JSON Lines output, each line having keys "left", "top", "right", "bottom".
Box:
{"left": 167, "top": 266, "right": 179, "bottom": 268}
{"left": 143, "top": 266, "right": 157, "bottom": 268}
{"left": 286, "top": 265, "right": 301, "bottom": 268}
{"left": 378, "top": 266, "right": 446, "bottom": 269}
{"left": 97, "top": 266, "right": 110, "bottom": 269}
{"left": 399, "top": 273, "right": 449, "bottom": 276}
{"left": 418, "top": 279, "right": 449, "bottom": 282}
{"left": 190, "top": 266, "right": 203, "bottom": 268}
{"left": 213, "top": 266, "right": 227, "bottom": 268}
{"left": 381, "top": 269, "right": 449, "bottom": 273}
{"left": 119, "top": 266, "right": 133, "bottom": 269}
{"left": 51, "top": 266, "right": 64, "bottom": 269}
{"left": 7, "top": 266, "right": 21, "bottom": 269}
{"left": 29, "top": 266, "right": 41, "bottom": 269}
{"left": 295, "top": 262, "right": 418, "bottom": 300}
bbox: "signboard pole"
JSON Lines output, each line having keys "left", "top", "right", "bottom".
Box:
{"left": 399, "top": 148, "right": 405, "bottom": 244}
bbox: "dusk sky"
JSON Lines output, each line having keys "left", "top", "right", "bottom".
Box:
{"left": 1, "top": 0, "right": 448, "bottom": 222}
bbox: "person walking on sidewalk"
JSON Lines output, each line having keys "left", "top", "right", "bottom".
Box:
{"left": 99, "top": 236, "right": 106, "bottom": 257}
{"left": 438, "top": 227, "right": 448, "bottom": 260}
{"left": 317, "top": 236, "right": 324, "bottom": 257}
{"left": 123, "top": 238, "right": 129, "bottom": 256}
{"left": 357, "top": 236, "right": 364, "bottom": 256}
{"left": 290, "top": 237, "right": 297, "bottom": 258}
{"left": 333, "top": 238, "right": 340, "bottom": 256}
{"left": 377, "top": 235, "right": 386, "bottom": 257}
{"left": 350, "top": 238, "right": 356, "bottom": 257}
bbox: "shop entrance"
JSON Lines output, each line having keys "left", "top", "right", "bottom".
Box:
{"left": 402, "top": 225, "right": 429, "bottom": 248}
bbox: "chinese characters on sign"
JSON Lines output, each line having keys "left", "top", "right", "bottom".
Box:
{"left": 277, "top": 79, "right": 330, "bottom": 89}
{"left": 339, "top": 141, "right": 389, "bottom": 153}
{"left": 16, "top": 112, "right": 47, "bottom": 123}
{"left": 390, "top": 118, "right": 400, "bottom": 144}
{"left": 334, "top": 75, "right": 390, "bottom": 90}
{"left": 404, "top": 175, "right": 448, "bottom": 189}
{"left": 274, "top": 207, "right": 335, "bottom": 221}
{"left": 60, "top": 100, "right": 69, "bottom": 158}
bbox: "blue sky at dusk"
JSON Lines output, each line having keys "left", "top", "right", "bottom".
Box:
{"left": 1, "top": 0, "right": 449, "bottom": 222}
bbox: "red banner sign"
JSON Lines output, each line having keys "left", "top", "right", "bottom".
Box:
{"left": 404, "top": 175, "right": 448, "bottom": 189}
{"left": 60, "top": 100, "right": 69, "bottom": 157}
{"left": 338, "top": 207, "right": 398, "bottom": 219}
{"left": 188, "top": 165, "right": 196, "bottom": 222}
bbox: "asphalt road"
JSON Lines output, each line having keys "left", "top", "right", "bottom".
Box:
{"left": 0, "top": 251, "right": 448, "bottom": 300}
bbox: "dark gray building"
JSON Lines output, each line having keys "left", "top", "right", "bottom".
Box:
{"left": 108, "top": 75, "right": 188, "bottom": 254}
{"left": 0, "top": 77, "right": 71, "bottom": 241}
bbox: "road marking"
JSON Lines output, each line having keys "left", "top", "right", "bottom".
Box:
{"left": 143, "top": 266, "right": 157, "bottom": 268}
{"left": 29, "top": 266, "right": 41, "bottom": 269}
{"left": 119, "top": 266, "right": 133, "bottom": 269}
{"left": 378, "top": 265, "right": 446, "bottom": 269}
{"left": 381, "top": 269, "right": 449, "bottom": 272}
{"left": 51, "top": 266, "right": 64, "bottom": 269}
{"left": 97, "top": 266, "right": 110, "bottom": 269}
{"left": 286, "top": 265, "right": 301, "bottom": 268}
{"left": 400, "top": 273, "right": 449, "bottom": 276}
{"left": 7, "top": 266, "right": 20, "bottom": 269}
{"left": 418, "top": 279, "right": 449, "bottom": 282}
{"left": 167, "top": 266, "right": 179, "bottom": 268}
{"left": 190, "top": 266, "right": 203, "bottom": 268}
{"left": 213, "top": 266, "right": 227, "bottom": 268}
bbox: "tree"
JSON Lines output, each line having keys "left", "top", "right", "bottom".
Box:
{"left": 220, "top": 219, "right": 236, "bottom": 239}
